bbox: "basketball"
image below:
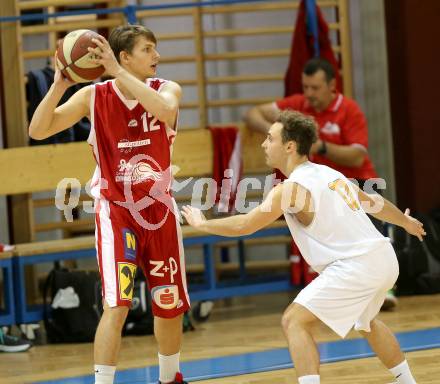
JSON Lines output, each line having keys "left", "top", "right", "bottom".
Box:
{"left": 56, "top": 29, "right": 105, "bottom": 83}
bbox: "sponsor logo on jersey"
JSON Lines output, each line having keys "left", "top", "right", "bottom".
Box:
{"left": 118, "top": 159, "right": 133, "bottom": 172}
{"left": 117, "top": 139, "right": 151, "bottom": 149}
{"left": 128, "top": 119, "right": 138, "bottom": 127}
{"left": 118, "top": 139, "right": 132, "bottom": 153}
{"left": 132, "top": 162, "right": 162, "bottom": 184}
{"left": 151, "top": 285, "right": 179, "bottom": 309}
{"left": 123, "top": 229, "right": 136, "bottom": 261}
{"left": 116, "top": 159, "right": 162, "bottom": 184}
{"left": 118, "top": 262, "right": 137, "bottom": 301}
{"left": 117, "top": 139, "right": 151, "bottom": 153}
{"left": 113, "top": 154, "right": 176, "bottom": 231}
{"left": 321, "top": 122, "right": 341, "bottom": 135}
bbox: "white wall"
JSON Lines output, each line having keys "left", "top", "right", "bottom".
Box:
{"left": 141, "top": 0, "right": 332, "bottom": 126}
{"left": 349, "top": 0, "right": 395, "bottom": 201}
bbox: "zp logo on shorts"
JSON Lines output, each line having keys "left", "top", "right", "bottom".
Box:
{"left": 151, "top": 285, "right": 179, "bottom": 309}
{"left": 149, "top": 257, "right": 178, "bottom": 282}
{"left": 118, "top": 262, "right": 137, "bottom": 301}
{"left": 123, "top": 229, "right": 136, "bottom": 261}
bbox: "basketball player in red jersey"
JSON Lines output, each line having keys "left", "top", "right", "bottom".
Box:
{"left": 29, "top": 25, "right": 189, "bottom": 384}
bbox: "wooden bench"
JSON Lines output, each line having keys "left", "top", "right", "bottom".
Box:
{"left": 0, "top": 251, "right": 15, "bottom": 325}
{"left": 13, "top": 222, "right": 290, "bottom": 323}
{"left": 0, "top": 125, "right": 268, "bottom": 238}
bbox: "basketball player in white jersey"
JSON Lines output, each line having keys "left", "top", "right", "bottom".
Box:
{"left": 29, "top": 25, "right": 189, "bottom": 384}
{"left": 182, "top": 110, "right": 424, "bottom": 384}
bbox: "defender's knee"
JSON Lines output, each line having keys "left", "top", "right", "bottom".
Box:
{"left": 358, "top": 319, "right": 379, "bottom": 338}
{"left": 281, "top": 309, "right": 294, "bottom": 334}
{"left": 358, "top": 329, "right": 370, "bottom": 338}
{"left": 281, "top": 305, "right": 313, "bottom": 336}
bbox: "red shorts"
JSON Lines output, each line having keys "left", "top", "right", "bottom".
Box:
{"left": 94, "top": 198, "right": 190, "bottom": 318}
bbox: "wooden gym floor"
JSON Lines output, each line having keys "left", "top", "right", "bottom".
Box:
{"left": 1, "top": 292, "right": 439, "bottom": 384}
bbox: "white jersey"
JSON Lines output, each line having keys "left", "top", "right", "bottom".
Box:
{"left": 283, "top": 162, "right": 390, "bottom": 272}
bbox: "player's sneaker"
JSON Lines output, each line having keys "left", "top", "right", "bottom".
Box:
{"left": 0, "top": 329, "right": 32, "bottom": 352}
{"left": 159, "top": 372, "right": 188, "bottom": 384}
{"left": 381, "top": 289, "right": 398, "bottom": 311}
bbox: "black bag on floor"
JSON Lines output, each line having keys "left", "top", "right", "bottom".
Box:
{"left": 393, "top": 212, "right": 440, "bottom": 295}
{"left": 413, "top": 212, "right": 440, "bottom": 294}
{"left": 415, "top": 272, "right": 440, "bottom": 294}
{"left": 392, "top": 225, "right": 429, "bottom": 296}
{"left": 43, "top": 268, "right": 101, "bottom": 343}
{"left": 124, "top": 278, "right": 155, "bottom": 335}
{"left": 421, "top": 212, "right": 440, "bottom": 263}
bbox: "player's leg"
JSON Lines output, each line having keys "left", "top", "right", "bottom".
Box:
{"left": 143, "top": 202, "right": 190, "bottom": 384}
{"left": 281, "top": 303, "right": 321, "bottom": 383}
{"left": 94, "top": 200, "right": 138, "bottom": 384}
{"left": 359, "top": 318, "right": 403, "bottom": 368}
{"left": 155, "top": 314, "right": 185, "bottom": 384}
{"left": 286, "top": 245, "right": 397, "bottom": 384}
{"left": 94, "top": 302, "right": 129, "bottom": 373}
{"left": 154, "top": 314, "right": 184, "bottom": 355}
{"left": 359, "top": 319, "right": 416, "bottom": 384}
{"left": 355, "top": 244, "right": 415, "bottom": 383}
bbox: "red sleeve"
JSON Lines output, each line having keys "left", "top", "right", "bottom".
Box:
{"left": 341, "top": 100, "right": 369, "bottom": 148}
{"left": 275, "top": 94, "right": 304, "bottom": 111}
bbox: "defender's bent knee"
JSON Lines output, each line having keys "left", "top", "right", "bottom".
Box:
{"left": 281, "top": 303, "right": 317, "bottom": 335}
{"left": 358, "top": 319, "right": 380, "bottom": 338}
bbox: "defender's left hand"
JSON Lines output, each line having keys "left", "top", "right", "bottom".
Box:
{"left": 403, "top": 208, "right": 426, "bottom": 241}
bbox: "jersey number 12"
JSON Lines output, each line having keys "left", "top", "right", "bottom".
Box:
{"left": 141, "top": 112, "right": 161, "bottom": 132}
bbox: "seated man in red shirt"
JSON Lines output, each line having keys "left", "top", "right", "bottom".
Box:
{"left": 244, "top": 57, "right": 397, "bottom": 309}
{"left": 245, "top": 58, "right": 377, "bottom": 181}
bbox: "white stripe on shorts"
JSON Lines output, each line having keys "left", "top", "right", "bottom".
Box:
{"left": 97, "top": 199, "right": 118, "bottom": 307}
{"left": 173, "top": 198, "right": 190, "bottom": 307}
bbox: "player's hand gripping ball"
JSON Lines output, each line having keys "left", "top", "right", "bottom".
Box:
{"left": 56, "top": 29, "right": 105, "bottom": 83}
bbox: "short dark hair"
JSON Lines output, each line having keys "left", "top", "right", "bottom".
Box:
{"left": 303, "top": 58, "right": 335, "bottom": 82}
{"left": 109, "top": 25, "right": 157, "bottom": 63}
{"left": 278, "top": 110, "right": 317, "bottom": 156}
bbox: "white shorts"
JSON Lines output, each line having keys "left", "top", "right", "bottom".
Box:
{"left": 294, "top": 242, "right": 399, "bottom": 338}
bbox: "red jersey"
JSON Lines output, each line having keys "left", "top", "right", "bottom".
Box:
{"left": 88, "top": 78, "right": 177, "bottom": 203}
{"left": 276, "top": 93, "right": 377, "bottom": 180}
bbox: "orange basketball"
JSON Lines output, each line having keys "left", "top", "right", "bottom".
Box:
{"left": 56, "top": 29, "right": 105, "bottom": 83}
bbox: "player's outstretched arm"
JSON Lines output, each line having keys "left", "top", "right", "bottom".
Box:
{"left": 181, "top": 184, "right": 288, "bottom": 237}
{"left": 89, "top": 36, "right": 181, "bottom": 129}
{"left": 356, "top": 187, "right": 426, "bottom": 241}
{"left": 29, "top": 58, "right": 90, "bottom": 140}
